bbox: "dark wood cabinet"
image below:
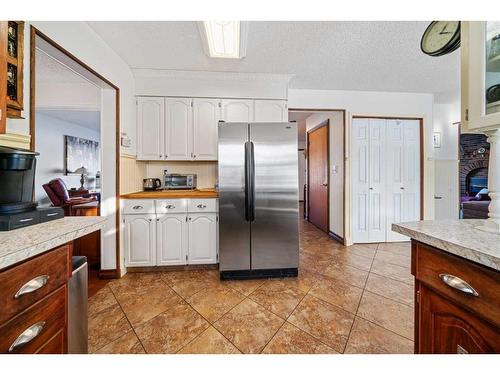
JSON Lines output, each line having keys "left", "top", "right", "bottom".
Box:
{"left": 0, "top": 21, "right": 7, "bottom": 133}
{"left": 412, "top": 240, "right": 500, "bottom": 354}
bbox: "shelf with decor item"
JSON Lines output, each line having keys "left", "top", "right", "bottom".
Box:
{"left": 4, "top": 21, "right": 24, "bottom": 120}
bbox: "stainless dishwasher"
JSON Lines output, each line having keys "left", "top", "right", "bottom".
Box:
{"left": 68, "top": 256, "right": 88, "bottom": 354}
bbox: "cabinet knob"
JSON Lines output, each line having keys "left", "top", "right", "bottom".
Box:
{"left": 400, "top": 187, "right": 405, "bottom": 190}
{"left": 166, "top": 205, "right": 175, "bottom": 209}
{"left": 197, "top": 204, "right": 207, "bottom": 208}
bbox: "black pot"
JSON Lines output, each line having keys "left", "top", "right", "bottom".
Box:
{"left": 486, "top": 84, "right": 500, "bottom": 104}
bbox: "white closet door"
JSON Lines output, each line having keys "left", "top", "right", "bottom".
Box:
{"left": 352, "top": 118, "right": 370, "bottom": 242}
{"left": 368, "top": 119, "right": 387, "bottom": 242}
{"left": 165, "top": 98, "right": 192, "bottom": 160}
{"left": 402, "top": 120, "right": 421, "bottom": 222}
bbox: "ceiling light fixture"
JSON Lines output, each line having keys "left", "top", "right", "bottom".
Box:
{"left": 198, "top": 21, "right": 247, "bottom": 59}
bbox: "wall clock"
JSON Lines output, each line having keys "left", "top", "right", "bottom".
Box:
{"left": 421, "top": 21, "right": 461, "bottom": 56}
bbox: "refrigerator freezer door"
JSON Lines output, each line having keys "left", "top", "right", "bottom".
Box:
{"left": 218, "top": 122, "right": 251, "bottom": 271}
{"left": 250, "top": 122, "right": 299, "bottom": 270}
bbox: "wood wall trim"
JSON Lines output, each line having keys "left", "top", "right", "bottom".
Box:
{"left": 29, "top": 26, "right": 121, "bottom": 278}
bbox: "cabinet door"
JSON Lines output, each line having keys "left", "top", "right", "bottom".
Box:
{"left": 156, "top": 214, "right": 188, "bottom": 266}
{"left": 188, "top": 213, "right": 217, "bottom": 264}
{"left": 124, "top": 215, "right": 156, "bottom": 266}
{"left": 137, "top": 97, "right": 164, "bottom": 160}
{"left": 254, "top": 100, "right": 287, "bottom": 122}
{"left": 419, "top": 285, "right": 500, "bottom": 354}
{"left": 192, "top": 98, "right": 220, "bottom": 160}
{"left": 165, "top": 98, "right": 192, "bottom": 160}
{"left": 220, "top": 99, "right": 254, "bottom": 122}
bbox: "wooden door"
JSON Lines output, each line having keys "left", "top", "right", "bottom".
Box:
{"left": 307, "top": 122, "right": 329, "bottom": 232}
{"left": 254, "top": 100, "right": 287, "bottom": 122}
{"left": 419, "top": 285, "right": 500, "bottom": 353}
{"left": 188, "top": 213, "right": 217, "bottom": 264}
{"left": 156, "top": 214, "right": 188, "bottom": 266}
{"left": 136, "top": 97, "right": 164, "bottom": 160}
{"left": 192, "top": 98, "right": 220, "bottom": 160}
{"left": 220, "top": 99, "right": 254, "bottom": 122}
{"left": 165, "top": 97, "right": 192, "bottom": 160}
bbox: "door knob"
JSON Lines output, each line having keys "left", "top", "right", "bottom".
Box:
{"left": 322, "top": 183, "right": 328, "bottom": 187}
{"left": 434, "top": 195, "right": 443, "bottom": 200}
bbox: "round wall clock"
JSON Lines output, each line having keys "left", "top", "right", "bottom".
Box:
{"left": 421, "top": 21, "right": 461, "bottom": 57}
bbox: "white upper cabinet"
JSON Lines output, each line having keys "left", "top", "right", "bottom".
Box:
{"left": 220, "top": 99, "right": 254, "bottom": 122}
{"left": 462, "top": 21, "right": 500, "bottom": 130}
{"left": 188, "top": 213, "right": 217, "bottom": 264}
{"left": 254, "top": 100, "right": 287, "bottom": 122}
{"left": 156, "top": 214, "right": 188, "bottom": 266}
{"left": 165, "top": 98, "right": 192, "bottom": 160}
{"left": 137, "top": 97, "right": 164, "bottom": 160}
{"left": 192, "top": 99, "right": 220, "bottom": 160}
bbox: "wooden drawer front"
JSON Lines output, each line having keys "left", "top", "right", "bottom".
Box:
{"left": 35, "top": 330, "right": 65, "bottom": 354}
{"left": 155, "top": 199, "right": 187, "bottom": 214}
{"left": 0, "top": 244, "right": 71, "bottom": 324}
{"left": 188, "top": 198, "right": 218, "bottom": 213}
{"left": 123, "top": 199, "right": 156, "bottom": 215}
{"left": 416, "top": 242, "right": 500, "bottom": 327}
{"left": 0, "top": 286, "right": 67, "bottom": 354}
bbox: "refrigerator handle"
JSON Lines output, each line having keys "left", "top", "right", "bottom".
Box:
{"left": 244, "top": 141, "right": 255, "bottom": 222}
{"left": 249, "top": 141, "right": 255, "bottom": 222}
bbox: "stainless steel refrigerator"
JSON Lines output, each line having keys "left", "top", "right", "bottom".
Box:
{"left": 218, "top": 122, "right": 299, "bottom": 279}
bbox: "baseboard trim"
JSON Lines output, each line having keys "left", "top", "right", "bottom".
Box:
{"left": 98, "top": 269, "right": 120, "bottom": 279}
{"left": 328, "top": 231, "right": 345, "bottom": 245}
{"left": 127, "top": 264, "right": 218, "bottom": 273}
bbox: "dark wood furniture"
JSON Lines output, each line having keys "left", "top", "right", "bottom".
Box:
{"left": 0, "top": 22, "right": 7, "bottom": 133}
{"left": 5, "top": 21, "right": 24, "bottom": 119}
{"left": 412, "top": 240, "right": 500, "bottom": 353}
{"left": 72, "top": 202, "right": 101, "bottom": 269}
{"left": 0, "top": 243, "right": 72, "bottom": 354}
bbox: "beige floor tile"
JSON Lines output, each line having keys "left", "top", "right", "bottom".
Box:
{"left": 88, "top": 304, "right": 132, "bottom": 353}
{"left": 222, "top": 278, "right": 266, "bottom": 296}
{"left": 365, "top": 273, "right": 414, "bottom": 306}
{"left": 370, "top": 259, "right": 414, "bottom": 285}
{"left": 375, "top": 250, "right": 411, "bottom": 268}
{"left": 186, "top": 286, "right": 244, "bottom": 323}
{"left": 299, "top": 252, "right": 331, "bottom": 273}
{"left": 321, "top": 261, "right": 369, "bottom": 288}
{"left": 377, "top": 242, "right": 411, "bottom": 257}
{"left": 249, "top": 280, "right": 306, "bottom": 319}
{"left": 113, "top": 279, "right": 182, "bottom": 327}
{"left": 329, "top": 252, "right": 373, "bottom": 271}
{"left": 161, "top": 270, "right": 222, "bottom": 299}
{"left": 357, "top": 291, "right": 414, "bottom": 340}
{"left": 88, "top": 286, "right": 117, "bottom": 317}
{"left": 278, "top": 269, "right": 323, "bottom": 293}
{"left": 308, "top": 276, "right": 363, "bottom": 314}
{"left": 95, "top": 331, "right": 145, "bottom": 354}
{"left": 178, "top": 326, "right": 240, "bottom": 354}
{"left": 135, "top": 301, "right": 209, "bottom": 354}
{"left": 288, "top": 295, "right": 355, "bottom": 353}
{"left": 108, "top": 272, "right": 163, "bottom": 296}
{"left": 345, "top": 317, "right": 413, "bottom": 354}
{"left": 344, "top": 244, "right": 378, "bottom": 259}
{"left": 214, "top": 299, "right": 284, "bottom": 354}
{"left": 262, "top": 322, "right": 338, "bottom": 354}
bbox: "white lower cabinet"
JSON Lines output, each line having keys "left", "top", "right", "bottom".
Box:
{"left": 156, "top": 214, "right": 188, "bottom": 265}
{"left": 124, "top": 215, "right": 156, "bottom": 266}
{"left": 188, "top": 213, "right": 217, "bottom": 264}
{"left": 124, "top": 199, "right": 218, "bottom": 267}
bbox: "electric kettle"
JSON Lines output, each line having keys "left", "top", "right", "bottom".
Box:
{"left": 143, "top": 178, "right": 162, "bottom": 191}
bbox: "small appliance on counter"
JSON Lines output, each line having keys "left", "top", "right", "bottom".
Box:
{"left": 164, "top": 172, "right": 197, "bottom": 190}
{"left": 0, "top": 146, "right": 64, "bottom": 231}
{"left": 143, "top": 178, "right": 162, "bottom": 191}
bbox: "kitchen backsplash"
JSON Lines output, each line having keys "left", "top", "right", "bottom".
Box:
{"left": 146, "top": 161, "right": 218, "bottom": 189}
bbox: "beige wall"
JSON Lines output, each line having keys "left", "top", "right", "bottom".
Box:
{"left": 120, "top": 155, "right": 147, "bottom": 194}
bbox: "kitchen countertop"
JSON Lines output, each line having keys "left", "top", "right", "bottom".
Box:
{"left": 392, "top": 219, "right": 500, "bottom": 271}
{"left": 0, "top": 216, "right": 107, "bottom": 271}
{"left": 120, "top": 188, "right": 218, "bottom": 199}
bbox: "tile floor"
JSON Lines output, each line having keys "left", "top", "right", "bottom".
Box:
{"left": 88, "top": 215, "right": 415, "bottom": 354}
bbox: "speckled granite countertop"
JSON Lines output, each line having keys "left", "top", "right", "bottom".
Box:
{"left": 393, "top": 219, "right": 500, "bottom": 271}
{"left": 0, "top": 216, "right": 106, "bottom": 271}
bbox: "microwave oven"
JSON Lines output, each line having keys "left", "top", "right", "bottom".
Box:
{"left": 164, "top": 173, "right": 197, "bottom": 190}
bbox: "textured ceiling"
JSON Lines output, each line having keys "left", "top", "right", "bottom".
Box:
{"left": 36, "top": 49, "right": 91, "bottom": 84}
{"left": 87, "top": 21, "right": 460, "bottom": 94}
{"left": 38, "top": 109, "right": 100, "bottom": 131}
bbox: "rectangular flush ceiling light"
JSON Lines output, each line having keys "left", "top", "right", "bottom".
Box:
{"left": 198, "top": 21, "right": 247, "bottom": 59}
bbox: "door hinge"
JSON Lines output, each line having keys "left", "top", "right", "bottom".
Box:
{"left": 216, "top": 215, "right": 219, "bottom": 222}
{"left": 465, "top": 109, "right": 469, "bottom": 121}
{"left": 416, "top": 290, "right": 420, "bottom": 304}
{"left": 186, "top": 216, "right": 188, "bottom": 222}
{"left": 216, "top": 253, "right": 219, "bottom": 262}
{"left": 191, "top": 100, "right": 194, "bottom": 107}
{"left": 218, "top": 102, "right": 222, "bottom": 108}
{"left": 186, "top": 254, "right": 188, "bottom": 261}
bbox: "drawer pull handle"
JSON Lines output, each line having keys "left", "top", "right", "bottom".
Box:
{"left": 14, "top": 275, "right": 50, "bottom": 299}
{"left": 166, "top": 205, "right": 176, "bottom": 209}
{"left": 439, "top": 274, "right": 479, "bottom": 297}
{"left": 19, "top": 218, "right": 34, "bottom": 223}
{"left": 9, "top": 321, "right": 46, "bottom": 352}
{"left": 132, "top": 205, "right": 144, "bottom": 210}
{"left": 46, "top": 212, "right": 59, "bottom": 217}
{"left": 197, "top": 204, "right": 207, "bottom": 208}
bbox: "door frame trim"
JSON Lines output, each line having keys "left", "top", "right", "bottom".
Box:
{"left": 29, "top": 26, "right": 121, "bottom": 278}
{"left": 289, "top": 108, "right": 347, "bottom": 245}
{"left": 307, "top": 119, "right": 330, "bottom": 235}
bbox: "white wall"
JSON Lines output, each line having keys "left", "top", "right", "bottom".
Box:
{"left": 304, "top": 112, "right": 345, "bottom": 238}
{"left": 289, "top": 89, "right": 434, "bottom": 245}
{"left": 35, "top": 112, "right": 100, "bottom": 205}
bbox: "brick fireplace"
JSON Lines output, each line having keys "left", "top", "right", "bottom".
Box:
{"left": 460, "top": 134, "right": 490, "bottom": 196}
